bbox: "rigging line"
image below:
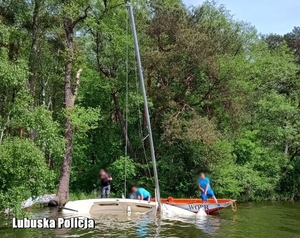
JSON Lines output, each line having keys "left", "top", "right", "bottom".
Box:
{"left": 124, "top": 9, "right": 129, "bottom": 199}
{"left": 134, "top": 58, "right": 154, "bottom": 186}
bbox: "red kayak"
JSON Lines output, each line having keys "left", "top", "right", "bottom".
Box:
{"left": 152, "top": 197, "right": 237, "bottom": 214}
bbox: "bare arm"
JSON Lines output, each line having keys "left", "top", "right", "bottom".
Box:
{"left": 198, "top": 184, "right": 204, "bottom": 192}
{"left": 140, "top": 195, "right": 144, "bottom": 200}
{"left": 205, "top": 184, "right": 209, "bottom": 194}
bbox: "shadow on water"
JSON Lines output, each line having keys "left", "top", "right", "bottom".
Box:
{"left": 1, "top": 202, "right": 300, "bottom": 238}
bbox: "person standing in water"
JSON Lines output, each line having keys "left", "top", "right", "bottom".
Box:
{"left": 99, "top": 169, "right": 112, "bottom": 198}
{"left": 198, "top": 172, "right": 218, "bottom": 204}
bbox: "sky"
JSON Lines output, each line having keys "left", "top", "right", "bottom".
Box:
{"left": 182, "top": 0, "right": 299, "bottom": 35}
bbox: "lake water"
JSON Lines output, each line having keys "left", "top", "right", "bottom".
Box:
{"left": 1, "top": 202, "right": 299, "bottom": 238}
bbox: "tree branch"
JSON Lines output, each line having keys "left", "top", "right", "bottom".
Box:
{"left": 47, "top": 96, "right": 52, "bottom": 110}
{"left": 72, "top": 6, "right": 90, "bottom": 28}
{"left": 282, "top": 148, "right": 300, "bottom": 175}
{"left": 173, "top": 103, "right": 194, "bottom": 119}
{"left": 94, "top": 31, "right": 116, "bottom": 78}
{"left": 97, "top": 62, "right": 116, "bottom": 78}
{"left": 106, "top": 2, "right": 126, "bottom": 11}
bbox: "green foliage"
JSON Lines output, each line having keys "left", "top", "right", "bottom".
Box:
{"left": 108, "top": 156, "right": 137, "bottom": 197}
{"left": 13, "top": 106, "right": 65, "bottom": 166}
{"left": 69, "top": 191, "right": 98, "bottom": 201}
{"left": 0, "top": 0, "right": 300, "bottom": 213}
{"left": 71, "top": 105, "right": 101, "bottom": 133}
{"left": 0, "top": 138, "right": 55, "bottom": 214}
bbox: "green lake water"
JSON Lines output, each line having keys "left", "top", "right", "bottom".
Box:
{"left": 0, "top": 202, "right": 299, "bottom": 238}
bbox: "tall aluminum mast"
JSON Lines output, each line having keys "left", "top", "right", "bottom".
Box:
{"left": 126, "top": 3, "right": 161, "bottom": 212}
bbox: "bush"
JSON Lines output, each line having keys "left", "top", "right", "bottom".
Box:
{"left": 0, "top": 138, "right": 54, "bottom": 214}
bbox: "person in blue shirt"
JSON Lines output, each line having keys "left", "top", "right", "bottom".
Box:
{"left": 132, "top": 187, "right": 151, "bottom": 202}
{"left": 198, "top": 173, "right": 218, "bottom": 204}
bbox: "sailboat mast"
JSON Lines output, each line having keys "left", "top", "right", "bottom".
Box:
{"left": 126, "top": 3, "right": 161, "bottom": 211}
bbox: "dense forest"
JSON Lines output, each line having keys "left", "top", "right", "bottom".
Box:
{"left": 0, "top": 0, "right": 300, "bottom": 211}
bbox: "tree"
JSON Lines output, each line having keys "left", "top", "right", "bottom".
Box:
{"left": 56, "top": 1, "right": 90, "bottom": 206}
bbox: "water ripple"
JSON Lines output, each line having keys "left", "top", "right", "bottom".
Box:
{"left": 1, "top": 202, "right": 300, "bottom": 238}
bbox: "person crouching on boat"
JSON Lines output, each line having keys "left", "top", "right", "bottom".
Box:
{"left": 132, "top": 187, "right": 151, "bottom": 202}
{"left": 99, "top": 169, "right": 112, "bottom": 198}
{"left": 198, "top": 173, "right": 218, "bottom": 204}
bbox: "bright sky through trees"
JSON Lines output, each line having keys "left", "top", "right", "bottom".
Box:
{"left": 183, "top": 0, "right": 300, "bottom": 34}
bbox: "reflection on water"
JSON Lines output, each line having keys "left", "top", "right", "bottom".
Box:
{"left": 195, "top": 215, "right": 221, "bottom": 236}
{"left": 1, "top": 202, "right": 300, "bottom": 238}
{"left": 133, "top": 217, "right": 152, "bottom": 237}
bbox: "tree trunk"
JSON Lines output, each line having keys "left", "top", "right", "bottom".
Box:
{"left": 285, "top": 142, "right": 289, "bottom": 155}
{"left": 41, "top": 79, "right": 48, "bottom": 106}
{"left": 56, "top": 12, "right": 84, "bottom": 205}
{"left": 28, "top": 0, "right": 41, "bottom": 140}
{"left": 57, "top": 66, "right": 82, "bottom": 206}
{"left": 55, "top": 5, "right": 89, "bottom": 206}
{"left": 56, "top": 17, "right": 74, "bottom": 206}
{"left": 28, "top": 0, "right": 40, "bottom": 98}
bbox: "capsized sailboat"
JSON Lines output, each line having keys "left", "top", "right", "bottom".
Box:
{"left": 152, "top": 197, "right": 237, "bottom": 214}
{"left": 62, "top": 3, "right": 195, "bottom": 218}
{"left": 62, "top": 198, "right": 198, "bottom": 218}
{"left": 62, "top": 198, "right": 157, "bottom": 216}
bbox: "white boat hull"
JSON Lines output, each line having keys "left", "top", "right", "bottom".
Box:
{"left": 62, "top": 198, "right": 197, "bottom": 220}
{"left": 62, "top": 198, "right": 157, "bottom": 217}
{"left": 175, "top": 202, "right": 231, "bottom": 213}
{"left": 160, "top": 204, "right": 197, "bottom": 223}
{"left": 156, "top": 198, "right": 236, "bottom": 214}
